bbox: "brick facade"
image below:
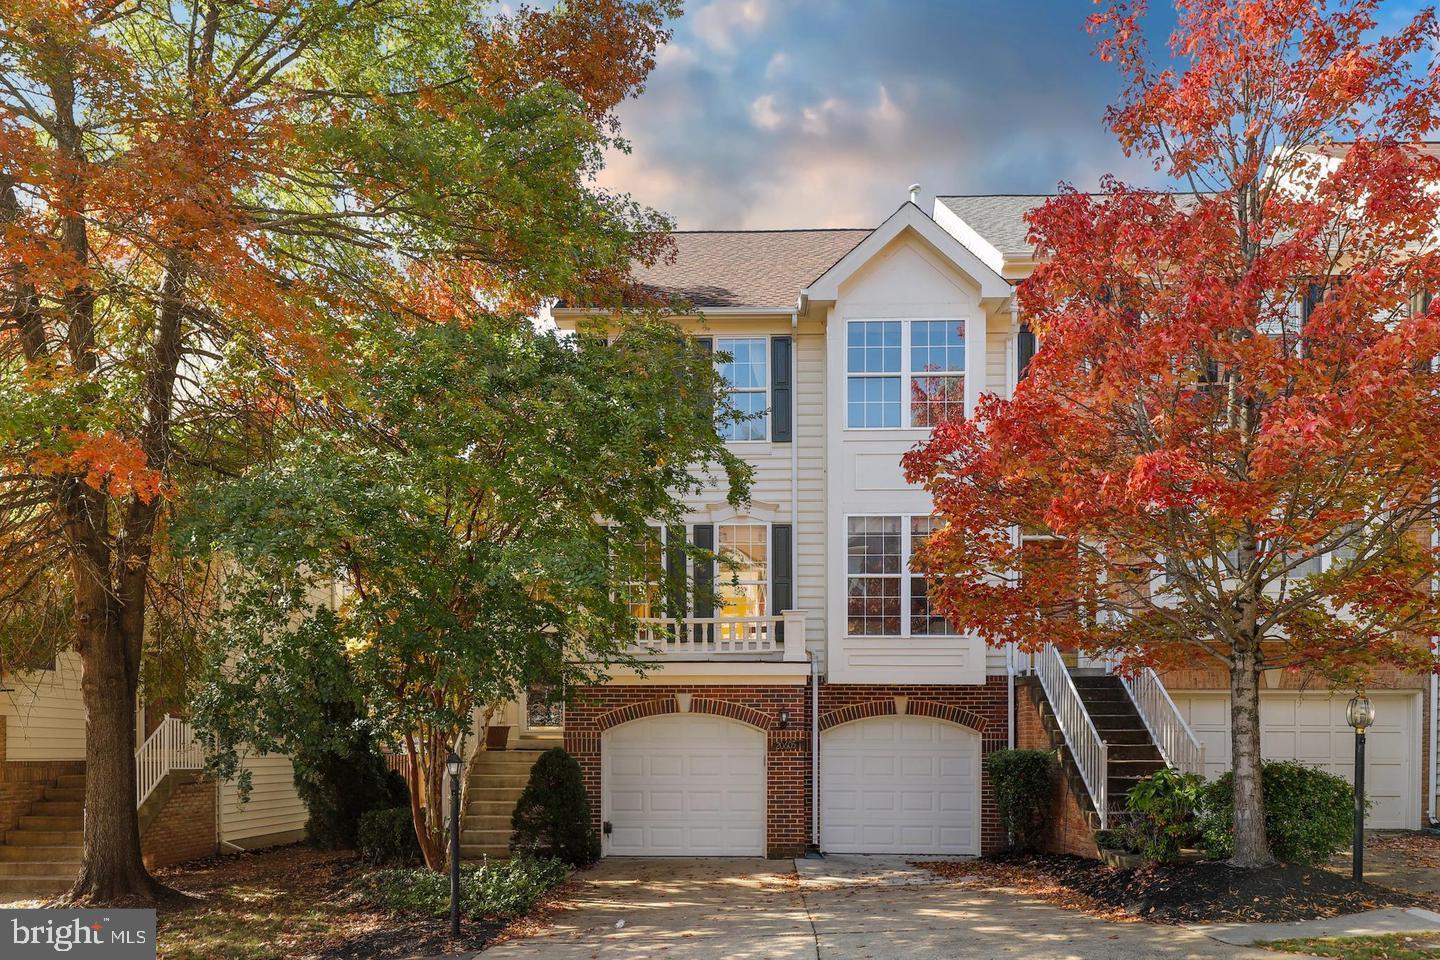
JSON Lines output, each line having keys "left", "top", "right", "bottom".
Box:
{"left": 1014, "top": 677, "right": 1101, "bottom": 858}
{"left": 566, "top": 676, "right": 1013, "bottom": 859}
{"left": 140, "top": 774, "right": 218, "bottom": 869}
{"left": 566, "top": 682, "right": 812, "bottom": 857}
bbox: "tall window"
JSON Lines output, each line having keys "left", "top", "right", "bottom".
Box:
{"left": 717, "top": 523, "right": 768, "bottom": 617}
{"left": 846, "top": 516, "right": 901, "bottom": 634}
{"left": 716, "top": 337, "right": 767, "bottom": 441}
{"left": 910, "top": 321, "right": 965, "bottom": 426}
{"left": 908, "top": 517, "right": 955, "bottom": 635}
{"left": 846, "top": 319, "right": 965, "bottom": 428}
{"left": 623, "top": 526, "right": 666, "bottom": 619}
{"left": 846, "top": 321, "right": 901, "bottom": 428}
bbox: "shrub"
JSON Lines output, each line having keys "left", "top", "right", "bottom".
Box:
{"left": 358, "top": 806, "right": 424, "bottom": 865}
{"left": 1117, "top": 767, "right": 1205, "bottom": 864}
{"left": 985, "top": 749, "right": 1055, "bottom": 851}
{"left": 1198, "top": 760, "right": 1357, "bottom": 865}
{"left": 353, "top": 856, "right": 569, "bottom": 920}
{"left": 294, "top": 736, "right": 409, "bottom": 851}
{"left": 510, "top": 748, "right": 601, "bottom": 866}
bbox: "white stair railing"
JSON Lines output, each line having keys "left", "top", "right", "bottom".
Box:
{"left": 1035, "top": 645, "right": 1110, "bottom": 828}
{"left": 1119, "top": 667, "right": 1207, "bottom": 777}
{"left": 135, "top": 716, "right": 205, "bottom": 808}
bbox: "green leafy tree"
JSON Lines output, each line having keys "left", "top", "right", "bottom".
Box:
{"left": 0, "top": 0, "right": 681, "bottom": 901}
{"left": 182, "top": 316, "right": 748, "bottom": 870}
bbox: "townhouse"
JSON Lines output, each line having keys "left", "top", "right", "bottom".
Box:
{"left": 468, "top": 192, "right": 1438, "bottom": 861}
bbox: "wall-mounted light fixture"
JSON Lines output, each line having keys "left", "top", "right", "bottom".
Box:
{"left": 777, "top": 710, "right": 791, "bottom": 730}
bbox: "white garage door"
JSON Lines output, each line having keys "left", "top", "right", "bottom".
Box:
{"left": 820, "top": 715, "right": 980, "bottom": 855}
{"left": 602, "top": 713, "right": 765, "bottom": 856}
{"left": 1171, "top": 691, "right": 1420, "bottom": 830}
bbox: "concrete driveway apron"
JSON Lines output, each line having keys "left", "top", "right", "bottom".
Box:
{"left": 481, "top": 856, "right": 1297, "bottom": 959}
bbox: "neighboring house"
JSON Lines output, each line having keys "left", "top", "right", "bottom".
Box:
{"left": 463, "top": 194, "right": 1437, "bottom": 862}
{"left": 0, "top": 640, "right": 314, "bottom": 896}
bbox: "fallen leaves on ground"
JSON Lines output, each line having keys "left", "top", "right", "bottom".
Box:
{"left": 911, "top": 858, "right": 1139, "bottom": 923}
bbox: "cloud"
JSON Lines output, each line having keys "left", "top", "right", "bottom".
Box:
{"left": 749, "top": 94, "right": 783, "bottom": 131}
{"left": 691, "top": 0, "right": 770, "bottom": 54}
{"left": 598, "top": 0, "right": 1174, "bottom": 229}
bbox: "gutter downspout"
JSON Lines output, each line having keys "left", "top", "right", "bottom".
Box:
{"left": 1007, "top": 295, "right": 1021, "bottom": 752}
{"left": 811, "top": 657, "right": 821, "bottom": 853}
{"left": 1432, "top": 518, "right": 1439, "bottom": 827}
{"left": 792, "top": 304, "right": 822, "bottom": 853}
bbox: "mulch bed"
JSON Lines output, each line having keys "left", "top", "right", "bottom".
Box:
{"left": 916, "top": 853, "right": 1432, "bottom": 925}
{"left": 151, "top": 845, "right": 510, "bottom": 959}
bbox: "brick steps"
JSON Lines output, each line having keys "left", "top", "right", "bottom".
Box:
{"left": 458, "top": 749, "right": 544, "bottom": 863}
{"left": 0, "top": 772, "right": 83, "bottom": 895}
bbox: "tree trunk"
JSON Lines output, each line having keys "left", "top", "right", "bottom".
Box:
{"left": 1228, "top": 644, "right": 1274, "bottom": 868}
{"left": 66, "top": 574, "right": 167, "bottom": 902}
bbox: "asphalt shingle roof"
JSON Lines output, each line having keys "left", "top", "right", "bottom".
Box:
{"left": 630, "top": 229, "right": 872, "bottom": 309}
{"left": 935, "top": 194, "right": 1052, "bottom": 257}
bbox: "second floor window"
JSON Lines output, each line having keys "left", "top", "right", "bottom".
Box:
{"left": 847, "top": 319, "right": 965, "bottom": 428}
{"left": 716, "top": 336, "right": 768, "bottom": 441}
{"left": 717, "top": 522, "right": 768, "bottom": 617}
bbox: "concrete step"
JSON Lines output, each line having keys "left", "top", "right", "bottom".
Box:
{"left": 43, "top": 787, "right": 85, "bottom": 803}
{"left": 19, "top": 816, "right": 83, "bottom": 831}
{"left": 29, "top": 801, "right": 82, "bottom": 817}
{"left": 467, "top": 800, "right": 520, "bottom": 816}
{"left": 6, "top": 830, "right": 83, "bottom": 846}
{"left": 462, "top": 816, "right": 513, "bottom": 833}
{"left": 460, "top": 828, "right": 512, "bottom": 845}
{"left": 0, "top": 861, "right": 81, "bottom": 878}
{"left": 53, "top": 775, "right": 86, "bottom": 790}
{"left": 1107, "top": 744, "right": 1165, "bottom": 762}
{"left": 466, "top": 775, "right": 531, "bottom": 790}
{"left": 0, "top": 876, "right": 73, "bottom": 896}
{"left": 0, "top": 845, "right": 81, "bottom": 862}
{"left": 459, "top": 844, "right": 512, "bottom": 860}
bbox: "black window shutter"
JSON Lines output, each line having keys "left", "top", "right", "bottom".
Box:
{"left": 664, "top": 525, "right": 687, "bottom": 620}
{"left": 770, "top": 524, "right": 793, "bottom": 614}
{"left": 691, "top": 523, "right": 715, "bottom": 619}
{"left": 1017, "top": 325, "right": 1036, "bottom": 380}
{"left": 770, "top": 336, "right": 792, "bottom": 442}
{"left": 696, "top": 336, "right": 713, "bottom": 353}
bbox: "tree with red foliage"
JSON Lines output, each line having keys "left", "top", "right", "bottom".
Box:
{"left": 906, "top": 0, "right": 1440, "bottom": 868}
{"left": 0, "top": 0, "right": 680, "bottom": 902}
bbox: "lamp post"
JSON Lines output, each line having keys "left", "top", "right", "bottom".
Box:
{"left": 446, "top": 750, "right": 463, "bottom": 938}
{"left": 1345, "top": 692, "right": 1375, "bottom": 884}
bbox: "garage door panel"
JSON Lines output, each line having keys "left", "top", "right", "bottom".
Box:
{"left": 1172, "top": 691, "right": 1418, "bottom": 830}
{"left": 821, "top": 715, "right": 980, "bottom": 856}
{"left": 602, "top": 714, "right": 766, "bottom": 856}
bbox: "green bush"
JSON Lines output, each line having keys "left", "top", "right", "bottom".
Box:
{"left": 353, "top": 856, "right": 569, "bottom": 920}
{"left": 1198, "top": 760, "right": 1357, "bottom": 865}
{"left": 358, "top": 806, "right": 424, "bottom": 865}
{"left": 294, "top": 732, "right": 408, "bottom": 850}
{"left": 510, "top": 748, "right": 601, "bottom": 866}
{"left": 1116, "top": 767, "right": 1205, "bottom": 864}
{"left": 985, "top": 749, "right": 1055, "bottom": 851}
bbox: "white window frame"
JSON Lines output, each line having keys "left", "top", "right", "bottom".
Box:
{"left": 845, "top": 513, "right": 958, "bottom": 638}
{"left": 715, "top": 520, "right": 771, "bottom": 618}
{"left": 845, "top": 318, "right": 966, "bottom": 430}
{"left": 715, "top": 335, "right": 770, "bottom": 443}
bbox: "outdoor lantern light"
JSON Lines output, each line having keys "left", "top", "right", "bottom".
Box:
{"left": 447, "top": 749, "right": 462, "bottom": 938}
{"left": 1346, "top": 692, "right": 1375, "bottom": 883}
{"left": 777, "top": 710, "right": 791, "bottom": 730}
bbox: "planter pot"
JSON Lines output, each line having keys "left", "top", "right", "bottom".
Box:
{"left": 486, "top": 725, "right": 512, "bottom": 750}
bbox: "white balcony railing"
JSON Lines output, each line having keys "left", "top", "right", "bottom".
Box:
{"left": 135, "top": 716, "right": 205, "bottom": 808}
{"left": 1036, "top": 644, "right": 1110, "bottom": 828}
{"left": 633, "top": 610, "right": 807, "bottom": 661}
{"left": 1120, "top": 667, "right": 1207, "bottom": 777}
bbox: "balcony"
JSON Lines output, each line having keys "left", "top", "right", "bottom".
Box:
{"left": 630, "top": 610, "right": 808, "bottom": 662}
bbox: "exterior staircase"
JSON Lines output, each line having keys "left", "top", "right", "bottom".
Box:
{"left": 0, "top": 772, "right": 84, "bottom": 897}
{"left": 1069, "top": 672, "right": 1167, "bottom": 818}
{"left": 459, "top": 749, "right": 543, "bottom": 861}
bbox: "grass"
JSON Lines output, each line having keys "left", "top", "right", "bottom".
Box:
{"left": 1262, "top": 934, "right": 1440, "bottom": 960}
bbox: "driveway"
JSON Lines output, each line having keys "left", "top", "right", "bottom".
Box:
{"left": 482, "top": 857, "right": 1287, "bottom": 959}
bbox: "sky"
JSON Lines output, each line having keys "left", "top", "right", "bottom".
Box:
{"left": 593, "top": 0, "right": 1432, "bottom": 230}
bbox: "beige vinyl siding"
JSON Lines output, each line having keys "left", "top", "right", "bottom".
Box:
{"left": 1, "top": 651, "right": 87, "bottom": 760}
{"left": 795, "top": 322, "right": 827, "bottom": 668}
{"left": 219, "top": 753, "right": 307, "bottom": 845}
